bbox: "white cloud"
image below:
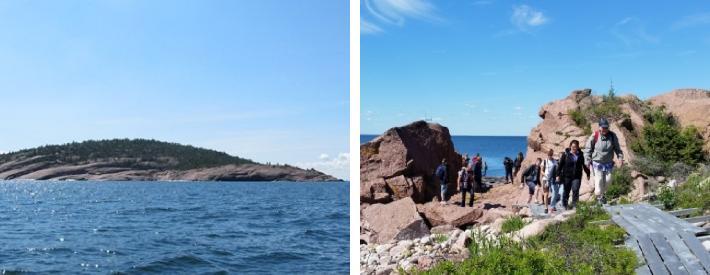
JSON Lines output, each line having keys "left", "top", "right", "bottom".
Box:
{"left": 511, "top": 5, "right": 549, "bottom": 31}
{"left": 514, "top": 106, "right": 522, "bottom": 110}
{"left": 611, "top": 17, "right": 659, "bottom": 47}
{"left": 296, "top": 153, "right": 350, "bottom": 180}
{"left": 672, "top": 13, "right": 710, "bottom": 30}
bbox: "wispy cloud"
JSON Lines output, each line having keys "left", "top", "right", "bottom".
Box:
{"left": 511, "top": 5, "right": 549, "bottom": 31}
{"left": 671, "top": 13, "right": 710, "bottom": 30}
{"left": 611, "top": 17, "right": 659, "bottom": 47}
{"left": 361, "top": 0, "right": 439, "bottom": 34}
{"left": 364, "top": 110, "right": 376, "bottom": 121}
{"left": 362, "top": 18, "right": 384, "bottom": 34}
{"left": 676, "top": 50, "right": 697, "bottom": 57}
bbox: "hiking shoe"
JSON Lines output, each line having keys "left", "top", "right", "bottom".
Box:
{"left": 544, "top": 209, "right": 549, "bottom": 214}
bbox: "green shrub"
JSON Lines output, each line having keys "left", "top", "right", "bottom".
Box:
{"left": 656, "top": 185, "right": 676, "bottom": 210}
{"left": 606, "top": 165, "right": 634, "bottom": 201}
{"left": 675, "top": 167, "right": 710, "bottom": 212}
{"left": 501, "top": 216, "right": 526, "bottom": 233}
{"left": 432, "top": 234, "right": 448, "bottom": 244}
{"left": 569, "top": 109, "right": 587, "bottom": 127}
{"left": 631, "top": 156, "right": 669, "bottom": 176}
{"left": 632, "top": 106, "right": 705, "bottom": 169}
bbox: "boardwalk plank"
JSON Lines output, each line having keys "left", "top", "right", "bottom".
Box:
{"left": 642, "top": 205, "right": 705, "bottom": 235}
{"left": 664, "top": 232, "right": 707, "bottom": 275}
{"left": 638, "top": 234, "right": 670, "bottom": 275}
{"left": 649, "top": 233, "right": 689, "bottom": 275}
{"left": 679, "top": 230, "right": 710, "bottom": 273}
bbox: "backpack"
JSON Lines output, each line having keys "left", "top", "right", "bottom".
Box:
{"left": 435, "top": 165, "right": 446, "bottom": 180}
{"left": 590, "top": 130, "right": 617, "bottom": 154}
{"left": 459, "top": 170, "right": 470, "bottom": 189}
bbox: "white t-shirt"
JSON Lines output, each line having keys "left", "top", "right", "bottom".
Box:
{"left": 542, "top": 158, "right": 557, "bottom": 180}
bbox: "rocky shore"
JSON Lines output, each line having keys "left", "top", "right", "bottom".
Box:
{"left": 359, "top": 89, "right": 709, "bottom": 274}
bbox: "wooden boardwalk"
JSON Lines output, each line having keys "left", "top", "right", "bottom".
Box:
{"left": 604, "top": 204, "right": 710, "bottom": 275}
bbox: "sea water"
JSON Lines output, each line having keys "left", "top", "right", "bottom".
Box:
{"left": 361, "top": 135, "right": 528, "bottom": 176}
{"left": 0, "top": 181, "right": 348, "bottom": 274}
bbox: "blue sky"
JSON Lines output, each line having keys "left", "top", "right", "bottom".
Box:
{"left": 0, "top": 1, "right": 349, "bottom": 179}
{"left": 361, "top": 0, "right": 710, "bottom": 135}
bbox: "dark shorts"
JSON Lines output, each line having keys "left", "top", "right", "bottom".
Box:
{"left": 527, "top": 181, "right": 536, "bottom": 195}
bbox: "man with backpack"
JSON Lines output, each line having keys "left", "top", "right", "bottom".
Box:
{"left": 583, "top": 118, "right": 624, "bottom": 205}
{"left": 458, "top": 166, "right": 474, "bottom": 207}
{"left": 556, "top": 140, "right": 590, "bottom": 210}
{"left": 435, "top": 159, "right": 449, "bottom": 204}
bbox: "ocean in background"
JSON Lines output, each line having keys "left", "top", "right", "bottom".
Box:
{"left": 0, "top": 181, "right": 348, "bottom": 274}
{"left": 361, "top": 135, "right": 528, "bottom": 176}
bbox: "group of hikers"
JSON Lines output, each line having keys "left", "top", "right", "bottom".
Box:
{"left": 435, "top": 117, "right": 624, "bottom": 213}
{"left": 434, "top": 153, "right": 487, "bottom": 207}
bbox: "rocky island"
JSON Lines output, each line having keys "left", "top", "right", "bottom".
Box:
{"left": 0, "top": 139, "right": 339, "bottom": 182}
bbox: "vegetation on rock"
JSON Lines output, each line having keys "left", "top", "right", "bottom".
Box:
{"left": 655, "top": 165, "right": 710, "bottom": 211}
{"left": 605, "top": 165, "right": 634, "bottom": 201}
{"left": 0, "top": 139, "right": 257, "bottom": 170}
{"left": 415, "top": 202, "right": 636, "bottom": 275}
{"left": 500, "top": 216, "right": 526, "bottom": 234}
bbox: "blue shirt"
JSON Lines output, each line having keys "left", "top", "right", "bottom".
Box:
{"left": 592, "top": 161, "right": 614, "bottom": 172}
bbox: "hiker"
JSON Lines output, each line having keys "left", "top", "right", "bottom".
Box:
{"left": 556, "top": 140, "right": 590, "bottom": 210}
{"left": 471, "top": 155, "right": 483, "bottom": 191}
{"left": 458, "top": 166, "right": 474, "bottom": 207}
{"left": 541, "top": 149, "right": 558, "bottom": 214}
{"left": 521, "top": 158, "right": 542, "bottom": 204}
{"left": 435, "top": 159, "right": 449, "bottom": 204}
{"left": 513, "top": 152, "right": 524, "bottom": 183}
{"left": 503, "top": 157, "right": 514, "bottom": 184}
{"left": 583, "top": 118, "right": 624, "bottom": 205}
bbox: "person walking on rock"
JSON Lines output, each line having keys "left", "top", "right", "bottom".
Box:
{"left": 458, "top": 166, "right": 474, "bottom": 207}
{"left": 435, "top": 159, "right": 449, "bottom": 204}
{"left": 541, "top": 149, "right": 558, "bottom": 214}
{"left": 471, "top": 155, "right": 483, "bottom": 191}
{"left": 513, "top": 152, "right": 524, "bottom": 183}
{"left": 521, "top": 158, "right": 542, "bottom": 204}
{"left": 503, "top": 157, "right": 514, "bottom": 184}
{"left": 556, "top": 140, "right": 590, "bottom": 210}
{"left": 583, "top": 118, "right": 624, "bottom": 205}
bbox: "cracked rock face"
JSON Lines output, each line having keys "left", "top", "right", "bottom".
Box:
{"left": 361, "top": 197, "right": 430, "bottom": 244}
{"left": 360, "top": 121, "right": 462, "bottom": 204}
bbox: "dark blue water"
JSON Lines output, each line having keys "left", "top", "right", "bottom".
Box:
{"left": 361, "top": 135, "right": 527, "bottom": 176}
{"left": 0, "top": 181, "right": 349, "bottom": 274}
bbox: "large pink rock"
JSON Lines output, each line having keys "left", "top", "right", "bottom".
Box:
{"left": 416, "top": 202, "right": 484, "bottom": 228}
{"left": 361, "top": 197, "right": 430, "bottom": 244}
{"left": 361, "top": 121, "right": 462, "bottom": 203}
{"left": 520, "top": 90, "right": 644, "bottom": 199}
